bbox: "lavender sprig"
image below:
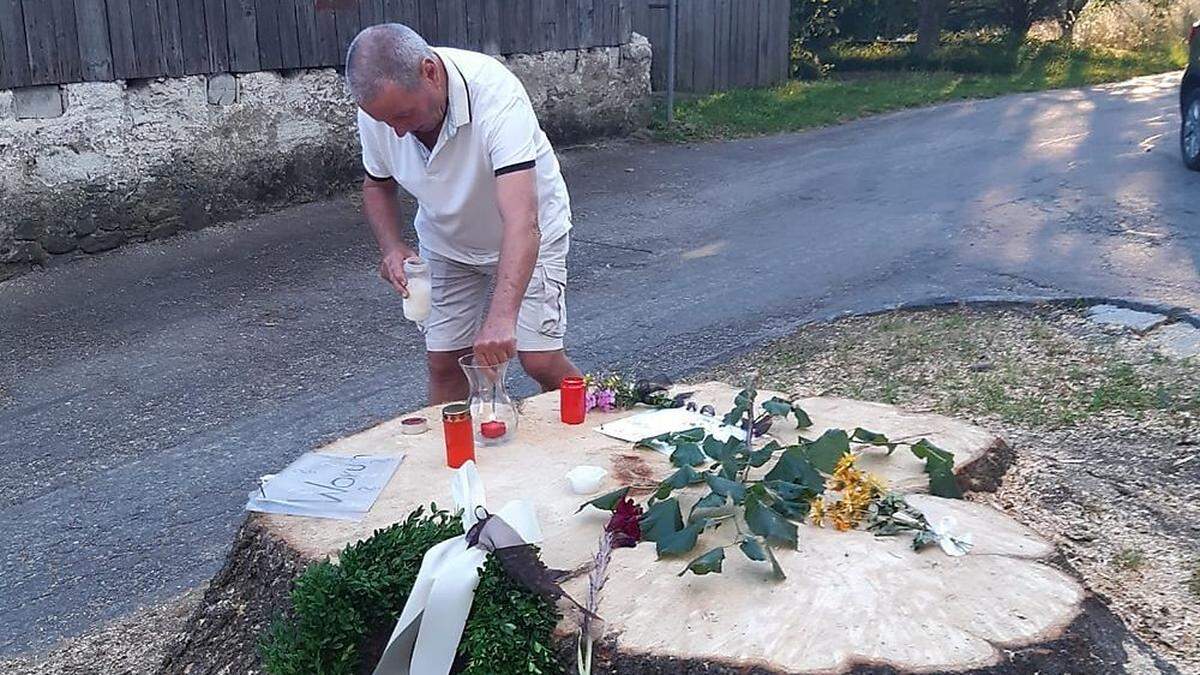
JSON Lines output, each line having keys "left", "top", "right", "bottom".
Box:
{"left": 578, "top": 531, "right": 613, "bottom": 675}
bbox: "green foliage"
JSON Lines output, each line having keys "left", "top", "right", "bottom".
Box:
{"left": 764, "top": 396, "right": 814, "bottom": 428}
{"left": 761, "top": 481, "right": 815, "bottom": 520}
{"left": 575, "top": 487, "right": 630, "bottom": 514}
{"left": 704, "top": 473, "right": 748, "bottom": 504}
{"left": 690, "top": 491, "right": 731, "bottom": 518}
{"left": 260, "top": 562, "right": 364, "bottom": 674}
{"left": 744, "top": 487, "right": 800, "bottom": 548}
{"left": 640, "top": 498, "right": 686, "bottom": 544}
{"left": 791, "top": 0, "right": 917, "bottom": 45}
{"left": 911, "top": 439, "right": 963, "bottom": 499}
{"left": 722, "top": 387, "right": 758, "bottom": 427}
{"left": 584, "top": 388, "right": 962, "bottom": 581}
{"left": 636, "top": 427, "right": 706, "bottom": 454}
{"left": 828, "top": 32, "right": 1025, "bottom": 74}
{"left": 739, "top": 538, "right": 768, "bottom": 562}
{"left": 600, "top": 386, "right": 964, "bottom": 576}
{"left": 681, "top": 547, "right": 726, "bottom": 576}
{"left": 458, "top": 556, "right": 562, "bottom": 675}
{"left": 658, "top": 37, "right": 1185, "bottom": 142}
{"left": 259, "top": 506, "right": 560, "bottom": 675}
{"left": 336, "top": 507, "right": 462, "bottom": 627}
{"left": 805, "top": 429, "right": 852, "bottom": 474}
{"left": 763, "top": 446, "right": 825, "bottom": 492}
{"left": 851, "top": 427, "right": 897, "bottom": 454}
{"left": 657, "top": 465, "right": 705, "bottom": 499}
{"left": 670, "top": 442, "right": 708, "bottom": 468}
{"left": 791, "top": 45, "right": 830, "bottom": 80}
{"left": 657, "top": 519, "right": 710, "bottom": 557}
{"left": 791, "top": 0, "right": 844, "bottom": 46}
{"left": 641, "top": 498, "right": 708, "bottom": 557}
{"left": 865, "top": 492, "right": 950, "bottom": 552}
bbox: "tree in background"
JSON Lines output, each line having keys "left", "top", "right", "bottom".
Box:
{"left": 917, "top": 0, "right": 950, "bottom": 57}
{"left": 976, "top": 0, "right": 1064, "bottom": 40}
{"left": 790, "top": 0, "right": 844, "bottom": 47}
{"left": 790, "top": 0, "right": 1182, "bottom": 54}
{"left": 1058, "top": 0, "right": 1094, "bottom": 40}
{"left": 791, "top": 0, "right": 919, "bottom": 45}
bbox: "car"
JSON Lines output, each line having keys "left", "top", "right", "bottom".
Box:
{"left": 1183, "top": 20, "right": 1200, "bottom": 170}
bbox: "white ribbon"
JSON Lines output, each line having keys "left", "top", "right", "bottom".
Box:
{"left": 373, "top": 461, "right": 542, "bottom": 675}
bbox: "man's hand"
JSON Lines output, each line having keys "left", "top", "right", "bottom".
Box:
{"left": 473, "top": 317, "right": 518, "bottom": 366}
{"left": 379, "top": 247, "right": 417, "bottom": 297}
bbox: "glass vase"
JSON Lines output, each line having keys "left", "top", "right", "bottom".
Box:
{"left": 458, "top": 353, "right": 519, "bottom": 446}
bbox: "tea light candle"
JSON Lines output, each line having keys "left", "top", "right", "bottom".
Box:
{"left": 400, "top": 416, "right": 428, "bottom": 435}
{"left": 480, "top": 420, "right": 507, "bottom": 439}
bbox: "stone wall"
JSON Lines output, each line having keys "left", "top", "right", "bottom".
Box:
{"left": 0, "top": 34, "right": 651, "bottom": 282}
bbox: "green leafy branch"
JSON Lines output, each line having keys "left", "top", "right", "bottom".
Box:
{"left": 580, "top": 387, "right": 963, "bottom": 581}
{"left": 848, "top": 429, "right": 962, "bottom": 500}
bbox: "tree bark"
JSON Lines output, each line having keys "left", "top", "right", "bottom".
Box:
{"left": 916, "top": 0, "right": 948, "bottom": 60}
{"left": 1059, "top": 0, "right": 1090, "bottom": 44}
{"left": 1059, "top": 15, "right": 1076, "bottom": 43}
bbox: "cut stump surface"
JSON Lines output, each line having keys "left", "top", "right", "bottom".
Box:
{"left": 169, "top": 382, "right": 1115, "bottom": 674}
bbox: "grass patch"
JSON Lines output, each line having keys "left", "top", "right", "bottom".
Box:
{"left": 1114, "top": 547, "right": 1147, "bottom": 570}
{"left": 655, "top": 40, "right": 1186, "bottom": 141}
{"left": 721, "top": 308, "right": 1200, "bottom": 430}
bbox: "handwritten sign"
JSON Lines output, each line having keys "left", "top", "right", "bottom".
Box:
{"left": 246, "top": 452, "right": 404, "bottom": 521}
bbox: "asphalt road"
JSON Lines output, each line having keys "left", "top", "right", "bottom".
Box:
{"left": 2, "top": 72, "right": 1198, "bottom": 657}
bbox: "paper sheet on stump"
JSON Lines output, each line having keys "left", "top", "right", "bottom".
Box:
{"left": 245, "top": 452, "right": 404, "bottom": 521}
{"left": 595, "top": 407, "right": 745, "bottom": 452}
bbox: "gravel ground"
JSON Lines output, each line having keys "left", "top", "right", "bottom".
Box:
{"left": 0, "top": 589, "right": 202, "bottom": 675}
{"left": 709, "top": 302, "right": 1200, "bottom": 673}
{"left": 7, "top": 303, "right": 1198, "bottom": 674}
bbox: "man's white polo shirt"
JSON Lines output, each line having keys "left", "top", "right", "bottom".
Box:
{"left": 357, "top": 47, "right": 572, "bottom": 265}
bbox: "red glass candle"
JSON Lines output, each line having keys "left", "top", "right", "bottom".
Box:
{"left": 560, "top": 376, "right": 586, "bottom": 425}
{"left": 442, "top": 404, "right": 475, "bottom": 469}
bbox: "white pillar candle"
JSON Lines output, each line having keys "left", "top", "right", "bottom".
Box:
{"left": 403, "top": 276, "right": 432, "bottom": 323}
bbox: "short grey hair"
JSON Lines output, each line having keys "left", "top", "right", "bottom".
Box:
{"left": 345, "top": 24, "right": 434, "bottom": 105}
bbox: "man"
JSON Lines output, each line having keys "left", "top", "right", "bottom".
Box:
{"left": 345, "top": 23, "right": 582, "bottom": 404}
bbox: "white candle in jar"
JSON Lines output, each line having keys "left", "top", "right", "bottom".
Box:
{"left": 403, "top": 276, "right": 432, "bottom": 322}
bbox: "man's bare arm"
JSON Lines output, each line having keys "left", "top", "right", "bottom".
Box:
{"left": 362, "top": 176, "right": 416, "bottom": 296}
{"left": 473, "top": 168, "right": 539, "bottom": 365}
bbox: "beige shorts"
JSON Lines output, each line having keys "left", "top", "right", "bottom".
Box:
{"left": 418, "top": 234, "right": 569, "bottom": 353}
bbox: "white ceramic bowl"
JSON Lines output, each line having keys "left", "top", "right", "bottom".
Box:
{"left": 566, "top": 465, "right": 608, "bottom": 495}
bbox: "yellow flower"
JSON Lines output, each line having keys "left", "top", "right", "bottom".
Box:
{"left": 829, "top": 452, "right": 865, "bottom": 491}
{"left": 809, "top": 497, "right": 826, "bottom": 527}
{"left": 866, "top": 474, "right": 888, "bottom": 496}
{"left": 827, "top": 499, "right": 856, "bottom": 531}
{"left": 814, "top": 452, "right": 889, "bottom": 532}
{"left": 834, "top": 452, "right": 857, "bottom": 475}
{"left": 808, "top": 452, "right": 890, "bottom": 533}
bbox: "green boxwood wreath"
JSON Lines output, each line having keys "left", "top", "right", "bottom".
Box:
{"left": 259, "top": 505, "right": 562, "bottom": 674}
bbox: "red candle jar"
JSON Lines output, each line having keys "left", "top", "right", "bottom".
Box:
{"left": 560, "top": 376, "right": 586, "bottom": 425}
{"left": 442, "top": 403, "right": 475, "bottom": 469}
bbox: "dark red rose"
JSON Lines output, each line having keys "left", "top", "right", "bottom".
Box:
{"left": 605, "top": 497, "right": 643, "bottom": 549}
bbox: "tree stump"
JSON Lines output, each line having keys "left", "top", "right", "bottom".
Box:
{"left": 164, "top": 382, "right": 1167, "bottom": 674}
